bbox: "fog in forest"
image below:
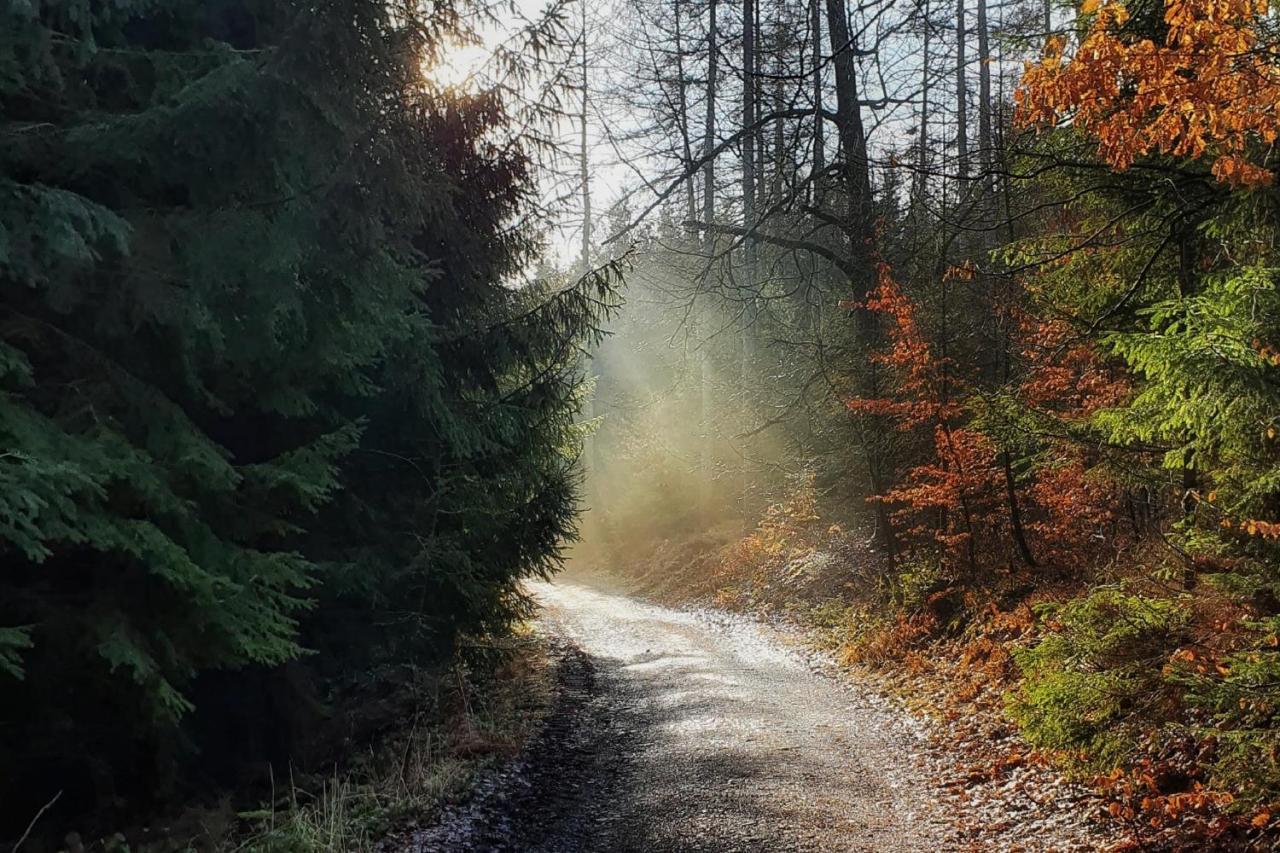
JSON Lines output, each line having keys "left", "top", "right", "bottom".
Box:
{"left": 571, "top": 231, "right": 879, "bottom": 574}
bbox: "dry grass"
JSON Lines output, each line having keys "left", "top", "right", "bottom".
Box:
{"left": 231, "top": 633, "right": 553, "bottom": 853}
{"left": 82, "top": 632, "right": 557, "bottom": 853}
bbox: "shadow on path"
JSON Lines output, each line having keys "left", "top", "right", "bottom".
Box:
{"left": 406, "top": 582, "right": 947, "bottom": 852}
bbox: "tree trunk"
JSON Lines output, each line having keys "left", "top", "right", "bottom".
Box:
{"left": 698, "top": 0, "right": 718, "bottom": 503}
{"left": 811, "top": 0, "right": 825, "bottom": 205}
{"left": 914, "top": 0, "right": 931, "bottom": 205}
{"left": 955, "top": 0, "right": 969, "bottom": 180}
{"left": 1003, "top": 452, "right": 1037, "bottom": 568}
{"left": 741, "top": 0, "right": 757, "bottom": 516}
{"left": 673, "top": 0, "right": 697, "bottom": 221}
{"left": 824, "top": 0, "right": 873, "bottom": 265}
{"left": 772, "top": 25, "right": 785, "bottom": 208}
{"left": 826, "top": 0, "right": 896, "bottom": 561}
{"left": 580, "top": 0, "right": 591, "bottom": 267}
{"left": 703, "top": 0, "right": 718, "bottom": 243}
{"left": 994, "top": 82, "right": 1038, "bottom": 571}
{"left": 743, "top": 0, "right": 756, "bottom": 241}
{"left": 976, "top": 0, "right": 992, "bottom": 193}
{"left": 580, "top": 0, "right": 602, "bottom": 511}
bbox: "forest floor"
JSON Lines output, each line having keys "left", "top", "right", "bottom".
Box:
{"left": 413, "top": 580, "right": 1117, "bottom": 852}
{"left": 79, "top": 634, "right": 560, "bottom": 853}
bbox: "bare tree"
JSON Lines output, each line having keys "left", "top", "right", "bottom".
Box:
{"left": 955, "top": 0, "right": 969, "bottom": 179}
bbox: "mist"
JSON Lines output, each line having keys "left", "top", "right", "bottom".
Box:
{"left": 571, "top": 227, "right": 879, "bottom": 574}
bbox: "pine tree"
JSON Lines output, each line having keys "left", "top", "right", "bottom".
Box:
{"left": 0, "top": 0, "right": 617, "bottom": 825}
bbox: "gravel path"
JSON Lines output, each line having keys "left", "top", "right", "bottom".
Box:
{"left": 412, "top": 581, "right": 958, "bottom": 851}
{"left": 409, "top": 581, "right": 1118, "bottom": 851}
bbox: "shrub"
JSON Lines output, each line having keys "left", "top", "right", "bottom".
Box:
{"left": 1008, "top": 587, "right": 1189, "bottom": 770}
{"left": 891, "top": 555, "right": 949, "bottom": 613}
{"left": 1171, "top": 613, "right": 1280, "bottom": 806}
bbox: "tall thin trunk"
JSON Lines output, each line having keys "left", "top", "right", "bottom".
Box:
{"left": 752, "top": 0, "right": 764, "bottom": 227}
{"left": 1004, "top": 452, "right": 1036, "bottom": 568}
{"left": 674, "top": 0, "right": 697, "bottom": 221}
{"left": 938, "top": 243, "right": 951, "bottom": 538}
{"left": 580, "top": 0, "right": 601, "bottom": 510}
{"left": 940, "top": 424, "right": 979, "bottom": 574}
{"left": 972, "top": 0, "right": 995, "bottom": 383}
{"left": 699, "top": 0, "right": 718, "bottom": 500}
{"left": 804, "top": 0, "right": 825, "bottom": 340}
{"left": 772, "top": 23, "right": 784, "bottom": 208}
{"left": 914, "top": 0, "right": 930, "bottom": 204}
{"left": 824, "top": 0, "right": 872, "bottom": 248}
{"left": 703, "top": 0, "right": 718, "bottom": 245}
{"left": 810, "top": 0, "right": 824, "bottom": 204}
{"left": 976, "top": 0, "right": 992, "bottom": 189}
{"left": 743, "top": 0, "right": 757, "bottom": 242}
{"left": 580, "top": 0, "right": 591, "bottom": 268}
{"left": 955, "top": 0, "right": 969, "bottom": 180}
{"left": 826, "top": 0, "right": 896, "bottom": 561}
{"left": 741, "top": 0, "right": 758, "bottom": 515}
{"left": 995, "top": 72, "right": 1038, "bottom": 570}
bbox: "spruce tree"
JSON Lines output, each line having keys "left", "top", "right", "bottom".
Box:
{"left": 0, "top": 0, "right": 617, "bottom": 825}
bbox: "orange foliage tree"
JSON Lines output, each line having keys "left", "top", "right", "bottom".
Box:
{"left": 1015, "top": 315, "right": 1132, "bottom": 561}
{"left": 849, "top": 262, "right": 1136, "bottom": 574}
{"left": 848, "top": 264, "right": 1008, "bottom": 573}
{"left": 1016, "top": 0, "right": 1279, "bottom": 187}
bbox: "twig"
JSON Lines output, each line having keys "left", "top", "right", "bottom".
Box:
{"left": 11, "top": 789, "right": 62, "bottom": 852}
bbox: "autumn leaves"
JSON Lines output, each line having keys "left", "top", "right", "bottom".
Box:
{"left": 1017, "top": 0, "right": 1277, "bottom": 186}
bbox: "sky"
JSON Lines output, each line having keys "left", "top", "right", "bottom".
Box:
{"left": 425, "top": 0, "right": 627, "bottom": 265}
{"left": 424, "top": 0, "right": 1045, "bottom": 268}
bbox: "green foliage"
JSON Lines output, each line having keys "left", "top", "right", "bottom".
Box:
{"left": 891, "top": 556, "right": 949, "bottom": 613}
{"left": 0, "top": 625, "right": 33, "bottom": 680}
{"left": 1098, "top": 262, "right": 1280, "bottom": 517}
{"left": 1008, "top": 587, "right": 1189, "bottom": 769}
{"left": 1168, "top": 617, "right": 1280, "bottom": 805}
{"left": 0, "top": 0, "right": 616, "bottom": 834}
{"left": 991, "top": 12, "right": 1280, "bottom": 808}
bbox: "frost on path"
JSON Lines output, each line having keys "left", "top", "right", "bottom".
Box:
{"left": 411, "top": 582, "right": 1112, "bottom": 852}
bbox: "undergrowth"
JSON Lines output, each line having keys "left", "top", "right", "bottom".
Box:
{"left": 234, "top": 632, "right": 552, "bottom": 852}
{"left": 45, "top": 632, "right": 554, "bottom": 853}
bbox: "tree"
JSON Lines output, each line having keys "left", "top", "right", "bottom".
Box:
{"left": 1003, "top": 0, "right": 1280, "bottom": 805}
{"left": 0, "top": 0, "right": 616, "bottom": 828}
{"left": 1014, "top": 0, "right": 1280, "bottom": 555}
{"left": 1018, "top": 0, "right": 1280, "bottom": 188}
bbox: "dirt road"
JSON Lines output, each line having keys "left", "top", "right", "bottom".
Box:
{"left": 412, "top": 581, "right": 956, "bottom": 851}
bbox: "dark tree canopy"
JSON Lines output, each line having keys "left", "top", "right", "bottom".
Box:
{"left": 0, "top": 0, "right": 617, "bottom": 829}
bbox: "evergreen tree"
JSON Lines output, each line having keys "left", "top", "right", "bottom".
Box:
{"left": 0, "top": 0, "right": 616, "bottom": 826}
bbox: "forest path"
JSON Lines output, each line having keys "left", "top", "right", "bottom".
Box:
{"left": 411, "top": 580, "right": 952, "bottom": 851}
